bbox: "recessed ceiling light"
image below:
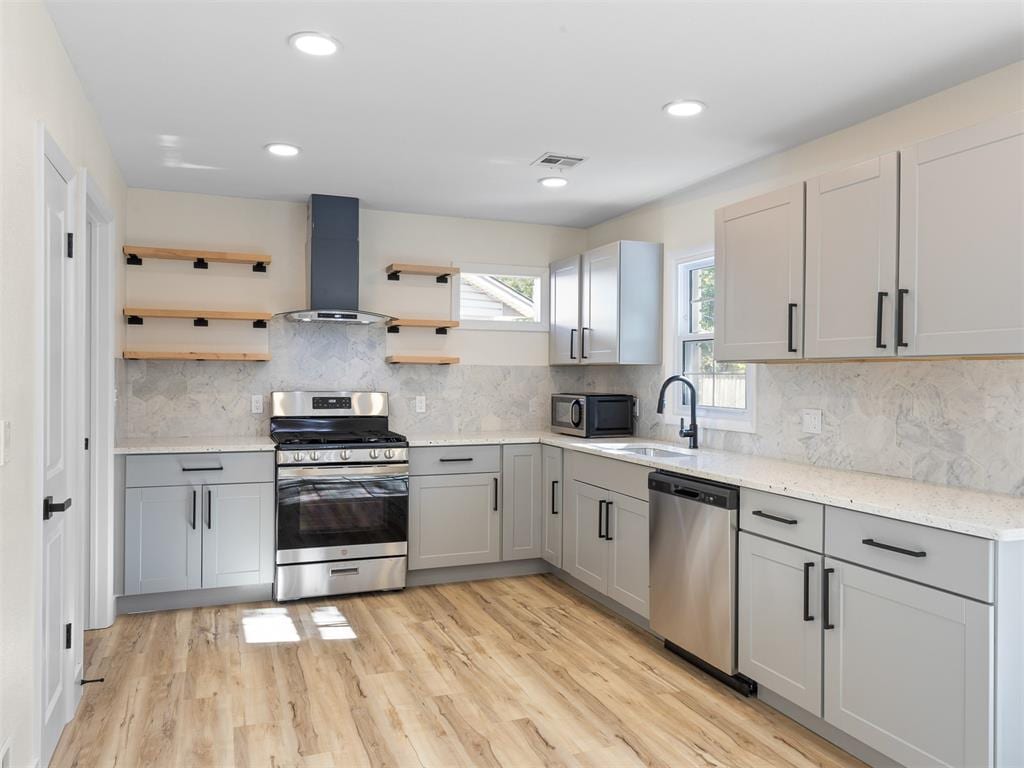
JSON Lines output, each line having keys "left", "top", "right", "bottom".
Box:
{"left": 289, "top": 32, "right": 338, "bottom": 57}
{"left": 265, "top": 143, "right": 301, "bottom": 157}
{"left": 539, "top": 177, "right": 568, "bottom": 188}
{"left": 663, "top": 100, "right": 706, "bottom": 118}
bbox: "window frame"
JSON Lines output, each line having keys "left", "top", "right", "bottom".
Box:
{"left": 669, "top": 251, "right": 757, "bottom": 433}
{"left": 450, "top": 262, "right": 550, "bottom": 332}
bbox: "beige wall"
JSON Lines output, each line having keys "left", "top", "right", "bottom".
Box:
{"left": 125, "top": 190, "right": 586, "bottom": 364}
{"left": 0, "top": 2, "right": 127, "bottom": 766}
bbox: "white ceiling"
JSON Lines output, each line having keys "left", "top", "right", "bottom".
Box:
{"left": 47, "top": 1, "right": 1023, "bottom": 228}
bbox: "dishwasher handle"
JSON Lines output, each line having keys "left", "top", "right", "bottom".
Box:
{"left": 648, "top": 471, "right": 739, "bottom": 510}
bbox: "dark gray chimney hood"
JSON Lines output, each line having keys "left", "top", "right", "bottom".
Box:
{"left": 281, "top": 194, "right": 389, "bottom": 324}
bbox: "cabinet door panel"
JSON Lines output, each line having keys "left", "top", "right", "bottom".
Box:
{"left": 805, "top": 154, "right": 898, "bottom": 359}
{"left": 824, "top": 559, "right": 993, "bottom": 767}
{"left": 606, "top": 491, "right": 649, "bottom": 618}
{"left": 738, "top": 533, "right": 822, "bottom": 716}
{"left": 541, "top": 445, "right": 563, "bottom": 568}
{"left": 550, "top": 255, "right": 581, "bottom": 365}
{"left": 502, "top": 445, "right": 543, "bottom": 561}
{"left": 409, "top": 473, "right": 501, "bottom": 570}
{"left": 715, "top": 183, "right": 805, "bottom": 361}
{"left": 124, "top": 485, "right": 201, "bottom": 595}
{"left": 202, "top": 483, "right": 275, "bottom": 588}
{"left": 899, "top": 112, "right": 1024, "bottom": 356}
{"left": 581, "top": 242, "right": 620, "bottom": 364}
{"left": 563, "top": 480, "right": 608, "bottom": 592}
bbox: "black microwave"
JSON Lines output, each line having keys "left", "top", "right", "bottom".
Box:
{"left": 551, "top": 393, "right": 635, "bottom": 438}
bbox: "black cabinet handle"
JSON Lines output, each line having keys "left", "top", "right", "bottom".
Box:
{"left": 803, "top": 562, "right": 815, "bottom": 621}
{"left": 191, "top": 490, "right": 197, "bottom": 530}
{"left": 751, "top": 509, "right": 798, "bottom": 526}
{"left": 896, "top": 288, "right": 909, "bottom": 348}
{"left": 823, "top": 567, "right": 835, "bottom": 630}
{"left": 551, "top": 480, "right": 559, "bottom": 515}
{"left": 569, "top": 328, "right": 577, "bottom": 360}
{"left": 862, "top": 538, "right": 926, "bottom": 558}
{"left": 598, "top": 500, "right": 606, "bottom": 539}
{"left": 605, "top": 501, "right": 613, "bottom": 541}
{"left": 581, "top": 327, "right": 589, "bottom": 359}
{"left": 493, "top": 477, "right": 498, "bottom": 511}
{"left": 182, "top": 465, "right": 223, "bottom": 472}
{"left": 43, "top": 496, "right": 72, "bottom": 521}
{"left": 206, "top": 489, "right": 213, "bottom": 530}
{"left": 787, "top": 303, "right": 798, "bottom": 353}
{"left": 875, "top": 291, "right": 888, "bottom": 349}
{"left": 439, "top": 457, "right": 473, "bottom": 463}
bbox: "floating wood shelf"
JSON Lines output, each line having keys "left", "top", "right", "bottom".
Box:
{"left": 385, "top": 263, "right": 460, "bottom": 284}
{"left": 122, "top": 350, "right": 271, "bottom": 362}
{"left": 385, "top": 355, "right": 459, "bottom": 365}
{"left": 123, "top": 245, "right": 271, "bottom": 272}
{"left": 124, "top": 307, "right": 272, "bottom": 328}
{"left": 385, "top": 318, "right": 459, "bottom": 335}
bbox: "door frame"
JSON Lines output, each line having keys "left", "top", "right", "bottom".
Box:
{"left": 78, "top": 172, "right": 117, "bottom": 630}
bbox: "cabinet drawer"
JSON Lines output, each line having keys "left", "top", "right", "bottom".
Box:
{"left": 564, "top": 449, "right": 649, "bottom": 501}
{"left": 825, "top": 506, "right": 994, "bottom": 602}
{"left": 409, "top": 445, "right": 500, "bottom": 476}
{"left": 740, "top": 488, "right": 823, "bottom": 552}
{"left": 126, "top": 451, "right": 274, "bottom": 488}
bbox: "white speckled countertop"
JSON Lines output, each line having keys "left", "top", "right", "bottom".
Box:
{"left": 115, "top": 436, "right": 276, "bottom": 455}
{"left": 407, "top": 432, "right": 1024, "bottom": 541}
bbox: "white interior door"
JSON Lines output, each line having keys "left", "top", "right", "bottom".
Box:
{"left": 41, "top": 155, "right": 76, "bottom": 764}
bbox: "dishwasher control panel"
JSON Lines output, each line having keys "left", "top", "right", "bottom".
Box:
{"left": 648, "top": 472, "right": 739, "bottom": 510}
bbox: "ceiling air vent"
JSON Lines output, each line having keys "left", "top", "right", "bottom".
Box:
{"left": 531, "top": 153, "right": 586, "bottom": 169}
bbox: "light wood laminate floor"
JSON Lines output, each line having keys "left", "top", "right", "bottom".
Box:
{"left": 52, "top": 575, "right": 863, "bottom": 767}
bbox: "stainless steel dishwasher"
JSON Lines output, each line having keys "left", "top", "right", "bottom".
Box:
{"left": 648, "top": 471, "right": 755, "bottom": 695}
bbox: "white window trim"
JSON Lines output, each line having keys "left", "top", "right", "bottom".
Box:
{"left": 451, "top": 262, "right": 550, "bottom": 332}
{"left": 668, "top": 250, "right": 757, "bottom": 434}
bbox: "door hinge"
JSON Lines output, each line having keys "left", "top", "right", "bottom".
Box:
{"left": 65, "top": 622, "right": 72, "bottom": 650}
{"left": 84, "top": 437, "right": 90, "bottom": 450}
{"left": 67, "top": 232, "right": 74, "bottom": 259}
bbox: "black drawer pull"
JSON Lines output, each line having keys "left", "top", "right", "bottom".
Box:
{"left": 569, "top": 328, "right": 577, "bottom": 360}
{"left": 787, "top": 303, "right": 798, "bottom": 353}
{"left": 439, "top": 457, "right": 473, "bottom": 463}
{"left": 803, "top": 562, "right": 815, "bottom": 622}
{"left": 875, "top": 291, "right": 888, "bottom": 349}
{"left": 551, "top": 480, "right": 559, "bottom": 515}
{"left": 493, "top": 477, "right": 499, "bottom": 511}
{"left": 896, "top": 288, "right": 910, "bottom": 348}
{"left": 823, "top": 567, "right": 835, "bottom": 630}
{"left": 598, "top": 500, "right": 606, "bottom": 539}
{"left": 862, "top": 538, "right": 926, "bottom": 558}
{"left": 182, "top": 465, "right": 223, "bottom": 472}
{"left": 191, "top": 490, "right": 197, "bottom": 530}
{"left": 751, "top": 509, "right": 798, "bottom": 525}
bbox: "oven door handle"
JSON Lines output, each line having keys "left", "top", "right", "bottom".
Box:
{"left": 277, "top": 463, "right": 409, "bottom": 480}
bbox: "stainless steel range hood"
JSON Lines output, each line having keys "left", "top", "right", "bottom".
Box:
{"left": 280, "top": 194, "right": 389, "bottom": 324}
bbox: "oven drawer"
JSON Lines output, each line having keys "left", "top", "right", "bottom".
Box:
{"left": 410, "top": 445, "right": 500, "bottom": 476}
{"left": 274, "top": 556, "right": 407, "bottom": 601}
{"left": 126, "top": 451, "right": 274, "bottom": 488}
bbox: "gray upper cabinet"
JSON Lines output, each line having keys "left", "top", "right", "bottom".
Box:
{"left": 805, "top": 154, "right": 899, "bottom": 359}
{"left": 124, "top": 484, "right": 201, "bottom": 595}
{"left": 501, "top": 445, "right": 543, "bottom": 561}
{"left": 201, "top": 482, "right": 275, "bottom": 588}
{"left": 898, "top": 112, "right": 1024, "bottom": 356}
{"left": 541, "top": 445, "right": 563, "bottom": 568}
{"left": 714, "top": 184, "right": 806, "bottom": 361}
{"left": 549, "top": 240, "right": 663, "bottom": 365}
{"left": 408, "top": 472, "right": 501, "bottom": 570}
{"left": 823, "top": 558, "right": 993, "bottom": 767}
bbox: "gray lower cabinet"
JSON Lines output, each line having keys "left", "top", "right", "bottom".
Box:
{"left": 541, "top": 445, "right": 563, "bottom": 568}
{"left": 823, "top": 558, "right": 993, "bottom": 768}
{"left": 737, "top": 532, "right": 822, "bottom": 716}
{"left": 408, "top": 472, "right": 501, "bottom": 570}
{"left": 124, "top": 481, "right": 274, "bottom": 595}
{"left": 501, "top": 445, "right": 543, "bottom": 561}
{"left": 564, "top": 480, "right": 609, "bottom": 593}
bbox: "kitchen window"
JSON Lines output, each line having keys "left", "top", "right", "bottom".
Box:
{"left": 673, "top": 253, "right": 756, "bottom": 432}
{"left": 452, "top": 263, "right": 549, "bottom": 331}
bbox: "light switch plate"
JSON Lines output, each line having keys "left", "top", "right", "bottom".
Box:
{"left": 0, "top": 420, "right": 9, "bottom": 466}
{"left": 801, "top": 409, "right": 822, "bottom": 434}
{"left": 415, "top": 395, "right": 426, "bottom": 413}
{"left": 251, "top": 395, "right": 264, "bottom": 415}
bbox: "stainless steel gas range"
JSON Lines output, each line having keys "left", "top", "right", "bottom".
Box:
{"left": 270, "top": 391, "right": 409, "bottom": 601}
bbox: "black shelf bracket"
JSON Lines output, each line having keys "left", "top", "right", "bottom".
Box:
{"left": 126, "top": 315, "right": 144, "bottom": 325}
{"left": 387, "top": 271, "right": 401, "bottom": 281}
{"left": 253, "top": 319, "right": 267, "bottom": 329}
{"left": 193, "top": 258, "right": 209, "bottom": 270}
{"left": 435, "top": 327, "right": 448, "bottom": 335}
{"left": 252, "top": 262, "right": 267, "bottom": 273}
{"left": 126, "top": 253, "right": 143, "bottom": 266}
{"left": 194, "top": 317, "right": 209, "bottom": 327}
{"left": 435, "top": 274, "right": 450, "bottom": 284}
{"left": 387, "top": 325, "right": 400, "bottom": 333}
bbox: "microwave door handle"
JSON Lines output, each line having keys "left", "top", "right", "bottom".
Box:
{"left": 570, "top": 399, "right": 583, "bottom": 428}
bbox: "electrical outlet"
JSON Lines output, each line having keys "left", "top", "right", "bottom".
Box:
{"left": 415, "top": 395, "right": 426, "bottom": 414}
{"left": 801, "top": 408, "right": 822, "bottom": 435}
{"left": 0, "top": 420, "right": 9, "bottom": 466}
{"left": 251, "top": 395, "right": 264, "bottom": 415}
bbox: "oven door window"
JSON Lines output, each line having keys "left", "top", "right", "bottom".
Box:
{"left": 277, "top": 473, "right": 408, "bottom": 551}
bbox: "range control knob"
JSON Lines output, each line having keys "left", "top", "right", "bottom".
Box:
{"left": 369, "top": 449, "right": 380, "bottom": 460}
{"left": 340, "top": 449, "right": 351, "bottom": 461}
{"left": 384, "top": 448, "right": 395, "bottom": 460}
{"left": 294, "top": 452, "right": 306, "bottom": 463}
{"left": 309, "top": 451, "right": 321, "bottom": 462}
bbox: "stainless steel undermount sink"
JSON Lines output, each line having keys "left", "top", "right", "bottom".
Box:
{"left": 603, "top": 444, "right": 695, "bottom": 458}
